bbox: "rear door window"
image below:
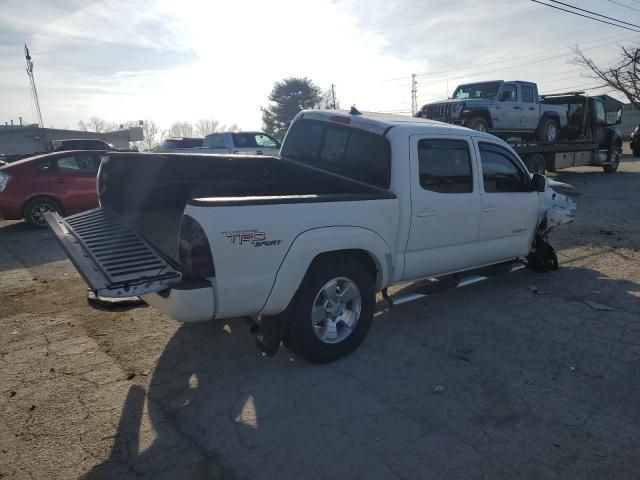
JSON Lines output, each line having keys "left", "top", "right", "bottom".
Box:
{"left": 206, "top": 134, "right": 225, "bottom": 148}
{"left": 418, "top": 139, "right": 473, "bottom": 193}
{"left": 521, "top": 85, "right": 535, "bottom": 103}
{"left": 255, "top": 134, "right": 278, "bottom": 148}
{"left": 232, "top": 133, "right": 258, "bottom": 148}
{"left": 56, "top": 154, "right": 100, "bottom": 174}
{"left": 281, "top": 119, "right": 391, "bottom": 188}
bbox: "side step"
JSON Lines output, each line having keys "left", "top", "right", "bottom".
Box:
{"left": 382, "top": 261, "right": 525, "bottom": 307}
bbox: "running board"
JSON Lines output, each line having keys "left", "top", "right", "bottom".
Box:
{"left": 382, "top": 262, "right": 526, "bottom": 307}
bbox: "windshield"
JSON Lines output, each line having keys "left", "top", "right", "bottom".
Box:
{"left": 452, "top": 82, "right": 501, "bottom": 99}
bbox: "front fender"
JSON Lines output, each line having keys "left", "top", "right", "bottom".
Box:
{"left": 259, "top": 226, "right": 392, "bottom": 316}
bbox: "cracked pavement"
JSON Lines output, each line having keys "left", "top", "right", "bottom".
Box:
{"left": 1, "top": 158, "right": 639, "bottom": 480}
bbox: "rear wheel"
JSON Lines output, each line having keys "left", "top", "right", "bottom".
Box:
{"left": 466, "top": 117, "right": 489, "bottom": 133}
{"left": 525, "top": 153, "right": 546, "bottom": 175}
{"left": 537, "top": 117, "right": 559, "bottom": 143}
{"left": 603, "top": 144, "right": 621, "bottom": 173}
{"left": 24, "top": 197, "right": 61, "bottom": 228}
{"left": 283, "top": 255, "right": 376, "bottom": 363}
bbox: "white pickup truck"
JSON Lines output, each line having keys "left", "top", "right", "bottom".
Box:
{"left": 175, "top": 131, "right": 281, "bottom": 156}
{"left": 45, "top": 110, "right": 576, "bottom": 363}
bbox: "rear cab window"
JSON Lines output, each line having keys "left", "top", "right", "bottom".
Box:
{"left": 281, "top": 119, "right": 391, "bottom": 188}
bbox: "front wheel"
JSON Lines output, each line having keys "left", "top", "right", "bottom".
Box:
{"left": 283, "top": 256, "right": 376, "bottom": 363}
{"left": 603, "top": 144, "right": 621, "bottom": 173}
{"left": 465, "top": 117, "right": 489, "bottom": 133}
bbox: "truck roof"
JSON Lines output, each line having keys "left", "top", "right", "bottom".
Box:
{"left": 300, "top": 109, "right": 478, "bottom": 136}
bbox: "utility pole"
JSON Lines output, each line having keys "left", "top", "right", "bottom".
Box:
{"left": 24, "top": 44, "right": 44, "bottom": 127}
{"left": 330, "top": 84, "right": 337, "bottom": 109}
{"left": 411, "top": 74, "right": 418, "bottom": 115}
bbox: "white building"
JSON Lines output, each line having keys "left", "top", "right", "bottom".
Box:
{"left": 0, "top": 125, "right": 144, "bottom": 155}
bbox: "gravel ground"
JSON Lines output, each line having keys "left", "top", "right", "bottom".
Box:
{"left": 1, "top": 156, "right": 639, "bottom": 480}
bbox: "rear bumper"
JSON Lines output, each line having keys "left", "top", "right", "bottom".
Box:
{"left": 142, "top": 279, "right": 215, "bottom": 322}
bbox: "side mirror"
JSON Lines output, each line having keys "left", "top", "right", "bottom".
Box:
{"left": 531, "top": 173, "right": 546, "bottom": 192}
{"left": 275, "top": 140, "right": 282, "bottom": 148}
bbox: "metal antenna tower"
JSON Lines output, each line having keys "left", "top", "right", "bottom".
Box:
{"left": 24, "top": 44, "right": 44, "bottom": 127}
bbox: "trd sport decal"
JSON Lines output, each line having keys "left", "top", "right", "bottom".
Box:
{"left": 223, "top": 230, "right": 282, "bottom": 247}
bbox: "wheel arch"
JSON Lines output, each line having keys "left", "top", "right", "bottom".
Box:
{"left": 259, "top": 226, "right": 391, "bottom": 316}
{"left": 538, "top": 111, "right": 560, "bottom": 130}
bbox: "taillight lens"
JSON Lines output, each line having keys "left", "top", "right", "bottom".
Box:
{"left": 178, "top": 215, "right": 215, "bottom": 280}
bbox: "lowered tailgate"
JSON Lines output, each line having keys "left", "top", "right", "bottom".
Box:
{"left": 45, "top": 207, "right": 181, "bottom": 297}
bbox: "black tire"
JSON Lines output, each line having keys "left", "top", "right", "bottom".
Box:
{"left": 23, "top": 197, "right": 61, "bottom": 228}
{"left": 465, "top": 117, "right": 489, "bottom": 133}
{"left": 632, "top": 148, "right": 640, "bottom": 158}
{"left": 603, "top": 144, "right": 621, "bottom": 173}
{"left": 525, "top": 153, "right": 545, "bottom": 175}
{"left": 537, "top": 117, "right": 559, "bottom": 143}
{"left": 283, "top": 255, "right": 376, "bottom": 363}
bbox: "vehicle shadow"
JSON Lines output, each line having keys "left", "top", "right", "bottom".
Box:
{"left": 0, "top": 221, "right": 67, "bottom": 272}
{"left": 84, "top": 264, "right": 640, "bottom": 480}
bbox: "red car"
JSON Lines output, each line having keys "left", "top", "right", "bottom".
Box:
{"left": 0, "top": 150, "right": 104, "bottom": 227}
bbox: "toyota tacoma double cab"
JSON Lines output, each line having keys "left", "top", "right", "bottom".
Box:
{"left": 417, "top": 80, "right": 567, "bottom": 143}
{"left": 45, "top": 109, "right": 576, "bottom": 363}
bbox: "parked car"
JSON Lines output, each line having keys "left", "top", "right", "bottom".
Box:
{"left": 45, "top": 110, "right": 576, "bottom": 363}
{"left": 176, "top": 131, "right": 281, "bottom": 156}
{"left": 48, "top": 139, "right": 117, "bottom": 152}
{"left": 0, "top": 150, "right": 103, "bottom": 227}
{"left": 630, "top": 125, "right": 640, "bottom": 157}
{"left": 155, "top": 137, "right": 203, "bottom": 152}
{"left": 417, "top": 80, "right": 567, "bottom": 143}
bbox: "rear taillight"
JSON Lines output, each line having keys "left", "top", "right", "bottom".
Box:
{"left": 0, "top": 171, "right": 10, "bottom": 192}
{"left": 178, "top": 215, "right": 215, "bottom": 280}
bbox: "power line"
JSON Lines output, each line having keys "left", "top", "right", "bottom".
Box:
{"left": 530, "top": 0, "right": 640, "bottom": 32}
{"left": 605, "top": 0, "right": 640, "bottom": 14}
{"left": 547, "top": 0, "right": 640, "bottom": 29}
{"left": 383, "top": 32, "right": 634, "bottom": 82}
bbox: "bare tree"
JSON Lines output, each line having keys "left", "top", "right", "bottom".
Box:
{"left": 573, "top": 45, "right": 639, "bottom": 108}
{"left": 168, "top": 121, "right": 194, "bottom": 137}
{"left": 319, "top": 85, "right": 340, "bottom": 109}
{"left": 120, "top": 119, "right": 163, "bottom": 151}
{"left": 77, "top": 117, "right": 118, "bottom": 133}
{"left": 195, "top": 118, "right": 221, "bottom": 136}
{"left": 222, "top": 123, "right": 241, "bottom": 132}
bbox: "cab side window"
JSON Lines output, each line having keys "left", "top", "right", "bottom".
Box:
{"left": 56, "top": 154, "right": 100, "bottom": 174}
{"left": 418, "top": 139, "right": 473, "bottom": 193}
{"left": 595, "top": 100, "right": 606, "bottom": 124}
{"left": 479, "top": 143, "right": 528, "bottom": 193}
{"left": 521, "top": 85, "right": 535, "bottom": 103}
{"left": 502, "top": 83, "right": 518, "bottom": 102}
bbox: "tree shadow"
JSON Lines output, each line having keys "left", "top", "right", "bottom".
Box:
{"left": 84, "top": 264, "right": 640, "bottom": 480}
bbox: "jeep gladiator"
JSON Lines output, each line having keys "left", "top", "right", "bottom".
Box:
{"left": 45, "top": 110, "right": 576, "bottom": 363}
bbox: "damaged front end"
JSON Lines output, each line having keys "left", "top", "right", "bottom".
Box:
{"left": 527, "top": 179, "right": 577, "bottom": 272}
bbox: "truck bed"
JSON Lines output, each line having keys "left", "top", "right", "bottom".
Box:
{"left": 99, "top": 153, "right": 392, "bottom": 263}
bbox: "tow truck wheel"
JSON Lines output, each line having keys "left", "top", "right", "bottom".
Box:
{"left": 284, "top": 255, "right": 375, "bottom": 363}
{"left": 466, "top": 117, "right": 488, "bottom": 133}
{"left": 603, "top": 144, "right": 621, "bottom": 173}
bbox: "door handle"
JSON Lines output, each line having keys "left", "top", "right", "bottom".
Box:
{"left": 416, "top": 208, "right": 437, "bottom": 218}
{"left": 529, "top": 107, "right": 535, "bottom": 111}
{"left": 256, "top": 150, "right": 263, "bottom": 155}
{"left": 513, "top": 106, "right": 521, "bottom": 110}
{"left": 482, "top": 206, "right": 497, "bottom": 213}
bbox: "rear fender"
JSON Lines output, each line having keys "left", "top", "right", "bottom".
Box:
{"left": 259, "top": 226, "right": 391, "bottom": 316}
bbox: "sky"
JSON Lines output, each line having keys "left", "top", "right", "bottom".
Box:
{"left": 0, "top": 0, "right": 637, "bottom": 131}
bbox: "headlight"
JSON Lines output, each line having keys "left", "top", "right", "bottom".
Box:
{"left": 452, "top": 103, "right": 464, "bottom": 114}
{"left": 0, "top": 171, "right": 10, "bottom": 192}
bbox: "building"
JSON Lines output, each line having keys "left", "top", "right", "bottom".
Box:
{"left": 0, "top": 124, "right": 144, "bottom": 156}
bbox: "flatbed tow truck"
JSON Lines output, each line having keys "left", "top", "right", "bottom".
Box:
{"left": 510, "top": 92, "right": 623, "bottom": 175}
